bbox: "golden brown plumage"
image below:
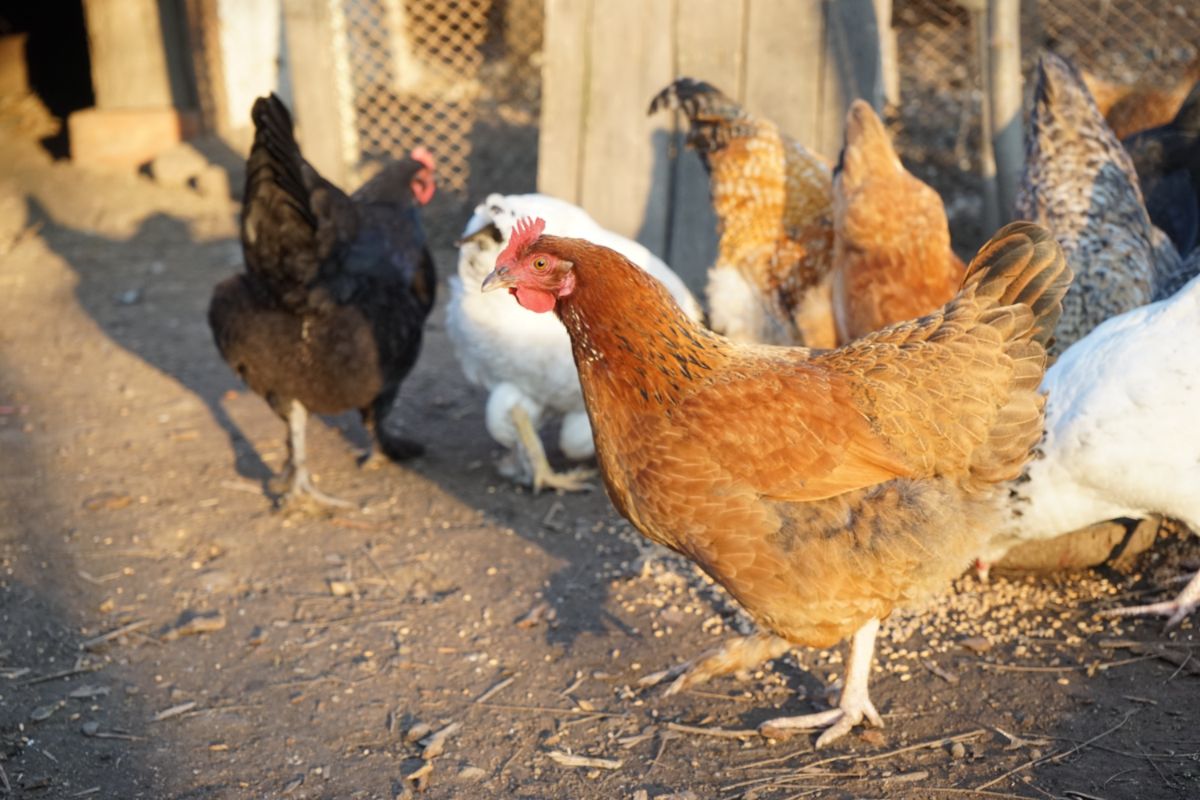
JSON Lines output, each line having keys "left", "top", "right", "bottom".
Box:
{"left": 1083, "top": 55, "right": 1200, "bottom": 139}
{"left": 832, "top": 100, "right": 965, "bottom": 343}
{"left": 484, "top": 218, "right": 1071, "bottom": 745}
{"left": 649, "top": 78, "right": 837, "bottom": 348}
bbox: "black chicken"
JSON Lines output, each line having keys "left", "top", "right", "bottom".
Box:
{"left": 209, "top": 94, "right": 437, "bottom": 507}
{"left": 1123, "top": 80, "right": 1200, "bottom": 267}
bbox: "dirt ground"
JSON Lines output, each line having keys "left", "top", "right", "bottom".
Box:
{"left": 3, "top": 114, "right": 1200, "bottom": 800}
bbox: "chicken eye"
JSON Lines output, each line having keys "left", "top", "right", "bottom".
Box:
{"left": 533, "top": 257, "right": 548, "bottom": 271}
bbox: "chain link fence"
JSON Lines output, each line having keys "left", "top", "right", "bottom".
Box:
{"left": 329, "top": 0, "right": 542, "bottom": 239}
{"left": 889, "top": 0, "right": 1199, "bottom": 251}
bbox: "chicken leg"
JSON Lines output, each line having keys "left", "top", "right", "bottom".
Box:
{"left": 509, "top": 405, "right": 595, "bottom": 493}
{"left": 758, "top": 618, "right": 883, "bottom": 748}
{"left": 639, "top": 633, "right": 792, "bottom": 694}
{"left": 358, "top": 387, "right": 423, "bottom": 469}
{"left": 1103, "top": 569, "right": 1200, "bottom": 629}
{"left": 274, "top": 401, "right": 355, "bottom": 509}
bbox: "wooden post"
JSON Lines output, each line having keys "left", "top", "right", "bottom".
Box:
{"left": 183, "top": 0, "right": 229, "bottom": 138}
{"left": 537, "top": 0, "right": 592, "bottom": 205}
{"left": 82, "top": 0, "right": 177, "bottom": 109}
{"left": 821, "top": 0, "right": 885, "bottom": 154}
{"left": 987, "top": 0, "right": 1022, "bottom": 223}
{"left": 383, "top": 0, "right": 423, "bottom": 93}
{"left": 874, "top": 0, "right": 899, "bottom": 107}
{"left": 667, "top": 0, "right": 746, "bottom": 291}
{"left": 974, "top": 5, "right": 1001, "bottom": 235}
{"left": 536, "top": 0, "right": 882, "bottom": 278}
{"left": 281, "top": 0, "right": 348, "bottom": 186}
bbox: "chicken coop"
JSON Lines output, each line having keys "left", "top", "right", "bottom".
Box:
{"left": 215, "top": 0, "right": 1197, "bottom": 285}
{"left": 18, "top": 0, "right": 1197, "bottom": 278}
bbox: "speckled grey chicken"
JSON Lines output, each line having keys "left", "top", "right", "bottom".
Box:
{"left": 1014, "top": 53, "right": 1181, "bottom": 355}
{"left": 209, "top": 94, "right": 437, "bottom": 507}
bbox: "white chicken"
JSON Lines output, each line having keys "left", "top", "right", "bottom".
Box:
{"left": 982, "top": 252, "right": 1200, "bottom": 626}
{"left": 448, "top": 193, "right": 703, "bottom": 492}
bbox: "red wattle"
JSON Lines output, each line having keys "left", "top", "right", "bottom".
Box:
{"left": 515, "top": 286, "right": 557, "bottom": 313}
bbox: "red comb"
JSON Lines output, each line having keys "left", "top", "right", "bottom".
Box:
{"left": 497, "top": 216, "right": 546, "bottom": 265}
{"left": 410, "top": 146, "right": 435, "bottom": 171}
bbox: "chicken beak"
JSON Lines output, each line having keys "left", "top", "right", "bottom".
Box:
{"left": 481, "top": 266, "right": 516, "bottom": 293}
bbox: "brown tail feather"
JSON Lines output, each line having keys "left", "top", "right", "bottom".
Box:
{"left": 961, "top": 221, "right": 1073, "bottom": 348}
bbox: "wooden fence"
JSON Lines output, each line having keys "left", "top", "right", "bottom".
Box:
{"left": 537, "top": 0, "right": 887, "bottom": 289}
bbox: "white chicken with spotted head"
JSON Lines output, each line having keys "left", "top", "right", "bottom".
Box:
{"left": 983, "top": 252, "right": 1200, "bottom": 626}
{"left": 448, "top": 193, "right": 703, "bottom": 492}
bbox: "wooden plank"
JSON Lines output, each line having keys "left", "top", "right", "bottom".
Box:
{"left": 988, "top": 0, "right": 1022, "bottom": 223}
{"left": 537, "top": 0, "right": 593, "bottom": 204}
{"left": 742, "top": 0, "right": 825, "bottom": 150}
{"left": 183, "top": 0, "right": 229, "bottom": 138}
{"left": 874, "top": 0, "right": 899, "bottom": 106}
{"left": 667, "top": 0, "right": 748, "bottom": 292}
{"left": 281, "top": 0, "right": 347, "bottom": 186}
{"left": 820, "top": 0, "right": 884, "bottom": 158}
{"left": 975, "top": 6, "right": 1001, "bottom": 234}
{"left": 577, "top": 0, "right": 674, "bottom": 254}
{"left": 82, "top": 0, "right": 176, "bottom": 109}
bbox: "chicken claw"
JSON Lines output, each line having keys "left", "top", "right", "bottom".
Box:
{"left": 533, "top": 464, "right": 596, "bottom": 493}
{"left": 275, "top": 467, "right": 356, "bottom": 510}
{"left": 273, "top": 401, "right": 356, "bottom": 510}
{"left": 1102, "top": 570, "right": 1200, "bottom": 629}
{"left": 639, "top": 633, "right": 791, "bottom": 694}
{"left": 758, "top": 619, "right": 882, "bottom": 748}
{"left": 510, "top": 405, "right": 594, "bottom": 493}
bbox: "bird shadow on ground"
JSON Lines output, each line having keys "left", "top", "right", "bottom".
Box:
{"left": 390, "top": 315, "right": 641, "bottom": 652}
{"left": 24, "top": 197, "right": 275, "bottom": 489}
{"left": 28, "top": 192, "right": 627, "bottom": 650}
{"left": 23, "top": 196, "right": 394, "bottom": 502}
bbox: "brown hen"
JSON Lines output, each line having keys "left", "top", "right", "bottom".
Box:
{"left": 832, "top": 100, "right": 965, "bottom": 342}
{"left": 483, "top": 219, "right": 1071, "bottom": 746}
{"left": 1083, "top": 54, "right": 1200, "bottom": 139}
{"left": 649, "top": 78, "right": 837, "bottom": 348}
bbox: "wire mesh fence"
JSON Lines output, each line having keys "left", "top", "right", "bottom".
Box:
{"left": 329, "top": 0, "right": 542, "bottom": 239}
{"left": 890, "top": 0, "right": 1199, "bottom": 251}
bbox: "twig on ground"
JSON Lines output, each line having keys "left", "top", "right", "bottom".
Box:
{"left": 23, "top": 657, "right": 102, "bottom": 685}
{"left": 474, "top": 676, "right": 515, "bottom": 704}
{"left": 978, "top": 709, "right": 1140, "bottom": 791}
{"left": 80, "top": 619, "right": 151, "bottom": 651}
{"left": 724, "top": 728, "right": 988, "bottom": 797}
{"left": 476, "top": 701, "right": 626, "bottom": 718}
{"left": 546, "top": 750, "right": 622, "bottom": 770}
{"left": 420, "top": 721, "right": 462, "bottom": 760}
{"left": 151, "top": 701, "right": 197, "bottom": 722}
{"left": 361, "top": 544, "right": 400, "bottom": 596}
{"left": 917, "top": 789, "right": 1036, "bottom": 799}
{"left": 664, "top": 721, "right": 758, "bottom": 740}
{"left": 649, "top": 730, "right": 677, "bottom": 771}
{"left": 1166, "top": 651, "right": 1193, "bottom": 681}
{"left": 1098, "top": 640, "right": 1200, "bottom": 675}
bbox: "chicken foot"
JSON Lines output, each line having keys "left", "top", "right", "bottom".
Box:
{"left": 759, "top": 618, "right": 883, "bottom": 748}
{"left": 358, "top": 390, "right": 423, "bottom": 469}
{"left": 273, "top": 401, "right": 355, "bottom": 509}
{"left": 1102, "top": 569, "right": 1200, "bottom": 629}
{"left": 509, "top": 405, "right": 594, "bottom": 493}
{"left": 639, "top": 633, "right": 792, "bottom": 694}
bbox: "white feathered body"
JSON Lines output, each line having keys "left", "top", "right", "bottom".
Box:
{"left": 983, "top": 272, "right": 1200, "bottom": 562}
{"left": 448, "top": 193, "right": 702, "bottom": 468}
